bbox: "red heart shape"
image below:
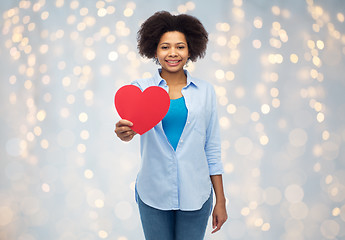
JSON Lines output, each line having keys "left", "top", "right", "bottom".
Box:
{"left": 115, "top": 85, "right": 170, "bottom": 135}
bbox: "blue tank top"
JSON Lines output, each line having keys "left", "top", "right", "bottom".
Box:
{"left": 162, "top": 96, "right": 188, "bottom": 150}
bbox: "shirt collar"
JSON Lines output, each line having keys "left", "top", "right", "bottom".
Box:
{"left": 153, "top": 69, "right": 198, "bottom": 88}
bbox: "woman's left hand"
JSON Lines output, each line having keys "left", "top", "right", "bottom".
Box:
{"left": 211, "top": 201, "right": 228, "bottom": 234}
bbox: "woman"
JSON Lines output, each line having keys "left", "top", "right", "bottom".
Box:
{"left": 115, "top": 11, "right": 227, "bottom": 240}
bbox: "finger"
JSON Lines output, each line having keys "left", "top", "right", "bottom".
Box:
{"left": 116, "top": 119, "right": 133, "bottom": 127}
{"left": 121, "top": 130, "right": 137, "bottom": 139}
{"left": 212, "top": 215, "right": 217, "bottom": 230}
{"left": 115, "top": 126, "right": 132, "bottom": 135}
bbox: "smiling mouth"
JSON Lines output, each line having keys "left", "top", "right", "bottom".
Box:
{"left": 166, "top": 60, "right": 181, "bottom": 64}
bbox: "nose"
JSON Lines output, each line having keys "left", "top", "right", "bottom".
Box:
{"left": 168, "top": 48, "right": 178, "bottom": 57}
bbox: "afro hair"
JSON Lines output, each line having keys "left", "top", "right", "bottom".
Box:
{"left": 137, "top": 11, "right": 208, "bottom": 62}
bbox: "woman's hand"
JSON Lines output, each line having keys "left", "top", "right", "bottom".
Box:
{"left": 114, "top": 119, "right": 137, "bottom": 142}
{"left": 211, "top": 200, "right": 228, "bottom": 234}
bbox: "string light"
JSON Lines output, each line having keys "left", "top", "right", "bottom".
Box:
{"left": 1, "top": 1, "right": 345, "bottom": 240}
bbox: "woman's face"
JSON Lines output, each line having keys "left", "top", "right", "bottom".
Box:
{"left": 156, "top": 31, "right": 190, "bottom": 74}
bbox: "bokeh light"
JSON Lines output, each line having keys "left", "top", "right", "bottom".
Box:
{"left": 1, "top": 0, "right": 345, "bottom": 239}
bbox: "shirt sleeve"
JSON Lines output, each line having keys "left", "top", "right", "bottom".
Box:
{"left": 205, "top": 87, "right": 224, "bottom": 176}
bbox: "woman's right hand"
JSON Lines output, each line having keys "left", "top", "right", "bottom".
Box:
{"left": 114, "top": 119, "right": 137, "bottom": 142}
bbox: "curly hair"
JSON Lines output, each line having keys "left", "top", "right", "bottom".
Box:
{"left": 137, "top": 11, "right": 208, "bottom": 62}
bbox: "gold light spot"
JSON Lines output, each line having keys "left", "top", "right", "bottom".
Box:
{"left": 317, "top": 112, "right": 325, "bottom": 123}
{"left": 42, "top": 183, "right": 50, "bottom": 192}
{"left": 310, "top": 69, "right": 318, "bottom": 79}
{"left": 216, "top": 22, "right": 231, "bottom": 32}
{"left": 325, "top": 175, "right": 333, "bottom": 184}
{"left": 98, "top": 8, "right": 107, "bottom": 17}
{"left": 37, "top": 110, "right": 46, "bottom": 121}
{"left": 41, "top": 11, "right": 49, "bottom": 20}
{"left": 313, "top": 144, "right": 323, "bottom": 157}
{"left": 77, "top": 22, "right": 86, "bottom": 31}
{"left": 253, "top": 17, "right": 263, "bottom": 28}
{"left": 62, "top": 77, "right": 71, "bottom": 87}
{"left": 270, "top": 88, "right": 279, "bottom": 97}
{"left": 241, "top": 207, "right": 250, "bottom": 216}
{"left": 77, "top": 144, "right": 86, "bottom": 153}
{"left": 316, "top": 40, "right": 324, "bottom": 49}
{"left": 251, "top": 112, "right": 260, "bottom": 122}
{"left": 272, "top": 98, "right": 280, "bottom": 108}
{"left": 272, "top": 6, "right": 280, "bottom": 15}
{"left": 73, "top": 66, "right": 82, "bottom": 75}
{"left": 261, "top": 104, "right": 270, "bottom": 114}
{"left": 219, "top": 117, "right": 230, "bottom": 129}
{"left": 322, "top": 130, "right": 330, "bottom": 140}
{"left": 332, "top": 207, "right": 340, "bottom": 216}
{"left": 235, "top": 87, "right": 245, "bottom": 98}
{"left": 313, "top": 162, "right": 321, "bottom": 172}
{"left": 217, "top": 36, "right": 227, "bottom": 46}
{"left": 312, "top": 56, "right": 321, "bottom": 67}
{"left": 215, "top": 69, "right": 225, "bottom": 79}
{"left": 65, "top": 95, "right": 74, "bottom": 104}
{"left": 34, "top": 126, "right": 42, "bottom": 136}
{"left": 261, "top": 223, "right": 271, "bottom": 231}
{"left": 118, "top": 44, "right": 129, "bottom": 54}
{"left": 95, "top": 199, "right": 104, "bottom": 208}
{"left": 56, "top": 0, "right": 64, "bottom": 8}
{"left": 80, "top": 7, "right": 89, "bottom": 16}
{"left": 232, "top": 7, "right": 245, "bottom": 20}
{"left": 98, "top": 230, "right": 108, "bottom": 239}
{"left": 124, "top": 8, "right": 134, "bottom": 17}
{"left": 260, "top": 135, "right": 269, "bottom": 145}
{"left": 79, "top": 112, "right": 88, "bottom": 123}
{"left": 290, "top": 53, "right": 298, "bottom": 63}
{"left": 9, "top": 93, "right": 17, "bottom": 104}
{"left": 337, "top": 13, "right": 345, "bottom": 22}
{"left": 84, "top": 169, "right": 94, "bottom": 179}
{"left": 70, "top": 0, "right": 79, "bottom": 9}
{"left": 224, "top": 163, "right": 234, "bottom": 173}
{"left": 314, "top": 102, "right": 322, "bottom": 112}
{"left": 227, "top": 104, "right": 237, "bottom": 114}
{"left": 41, "top": 139, "right": 49, "bottom": 149}
{"left": 269, "top": 38, "right": 282, "bottom": 48}
{"left": 186, "top": 1, "right": 195, "bottom": 10}
{"left": 307, "top": 40, "right": 315, "bottom": 49}
{"left": 252, "top": 39, "right": 262, "bottom": 49}
{"left": 67, "top": 15, "right": 76, "bottom": 25}
{"left": 254, "top": 218, "right": 264, "bottom": 227}
{"left": 268, "top": 54, "right": 283, "bottom": 64}
{"left": 272, "top": 21, "right": 281, "bottom": 31}
{"left": 80, "top": 130, "right": 90, "bottom": 140}
{"left": 83, "top": 48, "right": 96, "bottom": 61}
{"left": 270, "top": 72, "right": 279, "bottom": 82}
{"left": 312, "top": 23, "right": 320, "bottom": 32}
{"left": 60, "top": 108, "right": 70, "bottom": 118}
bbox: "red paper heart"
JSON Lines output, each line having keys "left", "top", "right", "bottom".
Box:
{"left": 115, "top": 85, "right": 170, "bottom": 135}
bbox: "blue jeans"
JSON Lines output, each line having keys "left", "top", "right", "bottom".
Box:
{"left": 137, "top": 195, "right": 212, "bottom": 240}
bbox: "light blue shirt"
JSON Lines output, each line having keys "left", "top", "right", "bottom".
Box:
{"left": 132, "top": 69, "right": 224, "bottom": 211}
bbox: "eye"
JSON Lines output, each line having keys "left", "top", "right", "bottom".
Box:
{"left": 177, "top": 46, "right": 185, "bottom": 49}
{"left": 161, "top": 46, "right": 169, "bottom": 50}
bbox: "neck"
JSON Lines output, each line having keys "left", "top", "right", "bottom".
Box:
{"left": 160, "top": 69, "right": 187, "bottom": 86}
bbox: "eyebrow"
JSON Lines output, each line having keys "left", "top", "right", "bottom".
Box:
{"left": 159, "top": 42, "right": 187, "bottom": 45}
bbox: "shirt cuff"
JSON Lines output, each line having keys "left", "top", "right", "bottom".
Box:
{"left": 208, "top": 161, "right": 224, "bottom": 175}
